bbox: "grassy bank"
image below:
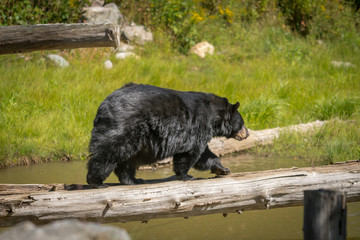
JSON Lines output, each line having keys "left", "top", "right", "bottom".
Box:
{"left": 251, "top": 120, "right": 360, "bottom": 164}
{"left": 1, "top": 18, "right": 359, "bottom": 167}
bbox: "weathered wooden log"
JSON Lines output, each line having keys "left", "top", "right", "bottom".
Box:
{"left": 143, "top": 120, "right": 326, "bottom": 170}
{"left": 209, "top": 120, "right": 325, "bottom": 156}
{"left": 1, "top": 160, "right": 359, "bottom": 227}
{"left": 303, "top": 190, "right": 347, "bottom": 240}
{"left": 0, "top": 23, "right": 121, "bottom": 55}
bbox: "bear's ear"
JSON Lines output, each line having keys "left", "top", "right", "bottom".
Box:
{"left": 232, "top": 102, "right": 240, "bottom": 113}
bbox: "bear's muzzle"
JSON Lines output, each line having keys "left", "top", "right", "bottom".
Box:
{"left": 234, "top": 126, "right": 249, "bottom": 141}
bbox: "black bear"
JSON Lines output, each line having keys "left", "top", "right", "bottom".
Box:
{"left": 87, "top": 83, "right": 249, "bottom": 187}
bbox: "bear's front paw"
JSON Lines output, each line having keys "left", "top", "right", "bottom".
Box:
{"left": 176, "top": 174, "right": 195, "bottom": 181}
{"left": 135, "top": 178, "right": 147, "bottom": 184}
{"left": 211, "top": 167, "right": 231, "bottom": 176}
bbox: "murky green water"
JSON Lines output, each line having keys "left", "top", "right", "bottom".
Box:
{"left": 1, "top": 154, "right": 359, "bottom": 239}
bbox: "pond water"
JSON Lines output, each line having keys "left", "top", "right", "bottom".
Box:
{"left": 0, "top": 154, "right": 359, "bottom": 239}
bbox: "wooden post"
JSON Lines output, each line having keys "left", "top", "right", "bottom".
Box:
{"left": 303, "top": 190, "right": 347, "bottom": 240}
{"left": 0, "top": 23, "right": 121, "bottom": 55}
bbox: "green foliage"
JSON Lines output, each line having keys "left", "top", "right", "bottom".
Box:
{"left": 310, "top": 0, "right": 360, "bottom": 40}
{"left": 277, "top": 0, "right": 313, "bottom": 36}
{"left": 150, "top": 0, "right": 198, "bottom": 53}
{"left": 148, "top": 0, "right": 234, "bottom": 53}
{"left": 0, "top": 0, "right": 88, "bottom": 25}
{"left": 1, "top": 0, "right": 360, "bottom": 52}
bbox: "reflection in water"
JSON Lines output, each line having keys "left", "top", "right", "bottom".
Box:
{"left": 0, "top": 154, "right": 359, "bottom": 239}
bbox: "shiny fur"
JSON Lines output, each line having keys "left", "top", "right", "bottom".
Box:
{"left": 87, "top": 83, "right": 247, "bottom": 187}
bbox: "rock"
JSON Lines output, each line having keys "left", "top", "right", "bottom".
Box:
{"left": 83, "top": 2, "right": 152, "bottom": 46}
{"left": 116, "top": 52, "right": 139, "bottom": 59}
{"left": 0, "top": 220, "right": 130, "bottom": 240}
{"left": 331, "top": 61, "right": 355, "bottom": 68}
{"left": 122, "top": 22, "right": 153, "bottom": 45}
{"left": 189, "top": 41, "right": 214, "bottom": 58}
{"left": 83, "top": 2, "right": 126, "bottom": 24}
{"left": 104, "top": 60, "right": 113, "bottom": 69}
{"left": 117, "top": 43, "right": 135, "bottom": 52}
{"left": 47, "top": 54, "right": 69, "bottom": 68}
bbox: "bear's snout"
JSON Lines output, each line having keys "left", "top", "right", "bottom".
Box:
{"left": 234, "top": 126, "right": 249, "bottom": 141}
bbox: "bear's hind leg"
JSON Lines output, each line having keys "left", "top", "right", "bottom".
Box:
{"left": 114, "top": 163, "right": 146, "bottom": 185}
{"left": 173, "top": 151, "right": 201, "bottom": 181}
{"left": 87, "top": 157, "right": 116, "bottom": 188}
{"left": 193, "top": 146, "right": 230, "bottom": 175}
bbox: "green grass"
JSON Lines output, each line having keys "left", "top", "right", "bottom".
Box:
{"left": 251, "top": 120, "right": 360, "bottom": 164}
{"left": 0, "top": 21, "right": 359, "bottom": 167}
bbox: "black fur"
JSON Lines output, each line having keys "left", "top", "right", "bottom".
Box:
{"left": 87, "top": 83, "right": 247, "bottom": 187}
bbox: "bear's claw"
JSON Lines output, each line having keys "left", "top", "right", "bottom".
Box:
{"left": 176, "top": 174, "right": 195, "bottom": 181}
{"left": 89, "top": 183, "right": 108, "bottom": 189}
{"left": 211, "top": 167, "right": 231, "bottom": 176}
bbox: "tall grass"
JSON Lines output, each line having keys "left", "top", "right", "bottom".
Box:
{"left": 0, "top": 19, "right": 359, "bottom": 166}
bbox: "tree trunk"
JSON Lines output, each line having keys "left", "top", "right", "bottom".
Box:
{"left": 0, "top": 23, "right": 121, "bottom": 55}
{"left": 1, "top": 160, "right": 359, "bottom": 227}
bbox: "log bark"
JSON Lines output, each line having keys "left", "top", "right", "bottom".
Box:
{"left": 1, "top": 160, "right": 359, "bottom": 227}
{"left": 144, "top": 120, "right": 326, "bottom": 170}
{"left": 0, "top": 23, "right": 121, "bottom": 55}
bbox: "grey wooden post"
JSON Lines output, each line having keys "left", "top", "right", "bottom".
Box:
{"left": 303, "top": 190, "right": 347, "bottom": 240}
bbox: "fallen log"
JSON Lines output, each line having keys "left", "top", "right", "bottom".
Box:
{"left": 0, "top": 23, "right": 122, "bottom": 55}
{"left": 1, "top": 160, "right": 359, "bottom": 227}
{"left": 143, "top": 120, "right": 326, "bottom": 169}
{"left": 210, "top": 120, "right": 325, "bottom": 155}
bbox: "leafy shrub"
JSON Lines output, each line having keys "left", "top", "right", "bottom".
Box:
{"left": 148, "top": 0, "right": 234, "bottom": 53}
{"left": 149, "top": 0, "right": 198, "bottom": 53}
{"left": 277, "top": 0, "right": 313, "bottom": 36}
{"left": 310, "top": 0, "right": 360, "bottom": 40}
{"left": 0, "top": 0, "right": 88, "bottom": 25}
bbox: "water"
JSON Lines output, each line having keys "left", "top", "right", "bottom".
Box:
{"left": 1, "top": 154, "right": 359, "bottom": 239}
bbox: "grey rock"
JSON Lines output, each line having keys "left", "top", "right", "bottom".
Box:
{"left": 47, "top": 54, "right": 69, "bottom": 68}
{"left": 83, "top": 2, "right": 126, "bottom": 24}
{"left": 0, "top": 220, "right": 130, "bottom": 240}
{"left": 116, "top": 52, "right": 139, "bottom": 59}
{"left": 123, "top": 22, "right": 153, "bottom": 45}
{"left": 117, "top": 43, "right": 135, "bottom": 52}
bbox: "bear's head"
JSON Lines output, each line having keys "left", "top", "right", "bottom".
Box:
{"left": 227, "top": 102, "right": 249, "bottom": 141}
{"left": 212, "top": 97, "right": 249, "bottom": 140}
